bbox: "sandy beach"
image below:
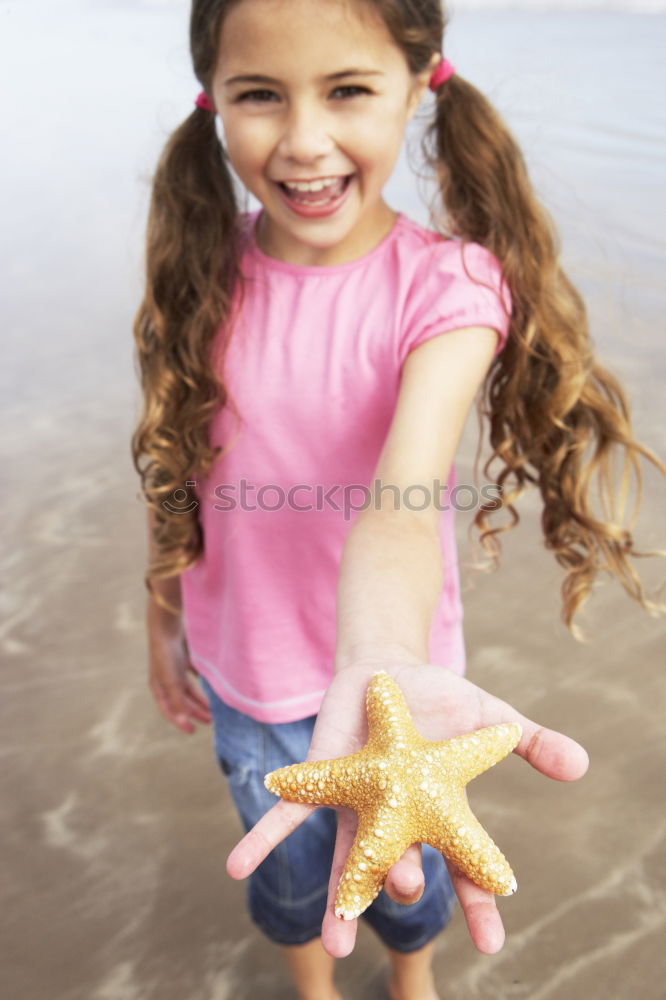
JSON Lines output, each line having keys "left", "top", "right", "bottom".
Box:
{"left": 2, "top": 3, "right": 665, "bottom": 998}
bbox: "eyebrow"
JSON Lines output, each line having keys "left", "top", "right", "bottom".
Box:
{"left": 224, "top": 69, "right": 384, "bottom": 87}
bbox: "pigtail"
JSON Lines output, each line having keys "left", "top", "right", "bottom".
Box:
{"left": 423, "top": 75, "right": 665, "bottom": 637}
{"left": 131, "top": 106, "right": 243, "bottom": 615}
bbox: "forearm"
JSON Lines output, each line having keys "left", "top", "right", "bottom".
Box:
{"left": 334, "top": 510, "right": 443, "bottom": 672}
{"left": 147, "top": 577, "right": 183, "bottom": 636}
{"left": 145, "top": 507, "right": 183, "bottom": 636}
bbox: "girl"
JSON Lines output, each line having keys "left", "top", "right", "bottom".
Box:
{"left": 132, "top": 1, "right": 663, "bottom": 997}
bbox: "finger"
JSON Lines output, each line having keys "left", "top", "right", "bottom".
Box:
{"left": 185, "top": 672, "right": 214, "bottom": 711}
{"left": 445, "top": 859, "right": 505, "bottom": 955}
{"left": 321, "top": 807, "right": 359, "bottom": 958}
{"left": 159, "top": 677, "right": 198, "bottom": 731}
{"left": 384, "top": 843, "right": 425, "bottom": 905}
{"left": 512, "top": 718, "right": 589, "bottom": 782}
{"left": 182, "top": 694, "right": 212, "bottom": 724}
{"left": 150, "top": 679, "right": 195, "bottom": 734}
{"left": 183, "top": 685, "right": 212, "bottom": 723}
{"left": 444, "top": 675, "right": 589, "bottom": 783}
{"left": 225, "top": 799, "right": 316, "bottom": 880}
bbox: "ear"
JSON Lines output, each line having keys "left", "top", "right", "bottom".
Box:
{"left": 406, "top": 52, "right": 441, "bottom": 120}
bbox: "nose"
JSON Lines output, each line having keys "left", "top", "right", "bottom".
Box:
{"left": 276, "top": 99, "right": 335, "bottom": 163}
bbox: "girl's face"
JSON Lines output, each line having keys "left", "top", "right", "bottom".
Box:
{"left": 211, "top": 0, "right": 436, "bottom": 266}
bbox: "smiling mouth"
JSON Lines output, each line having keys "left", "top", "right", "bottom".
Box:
{"left": 277, "top": 174, "right": 354, "bottom": 205}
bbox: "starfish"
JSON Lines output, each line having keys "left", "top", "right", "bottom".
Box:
{"left": 264, "top": 670, "right": 522, "bottom": 920}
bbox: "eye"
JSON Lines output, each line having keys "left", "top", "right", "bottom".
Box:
{"left": 332, "top": 85, "right": 372, "bottom": 99}
{"left": 235, "top": 89, "right": 278, "bottom": 103}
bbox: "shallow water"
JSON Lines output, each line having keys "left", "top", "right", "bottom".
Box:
{"left": 2, "top": 4, "right": 665, "bottom": 999}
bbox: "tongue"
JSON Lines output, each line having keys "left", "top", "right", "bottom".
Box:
{"left": 287, "top": 177, "right": 345, "bottom": 202}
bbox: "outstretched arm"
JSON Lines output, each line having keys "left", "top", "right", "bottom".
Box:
{"left": 335, "top": 324, "right": 501, "bottom": 670}
{"left": 227, "top": 327, "right": 589, "bottom": 958}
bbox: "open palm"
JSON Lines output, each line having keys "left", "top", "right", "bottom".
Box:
{"left": 225, "top": 661, "right": 589, "bottom": 957}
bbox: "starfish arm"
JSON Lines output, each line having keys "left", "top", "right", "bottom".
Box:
{"left": 265, "top": 674, "right": 520, "bottom": 906}
{"left": 423, "top": 793, "right": 517, "bottom": 896}
{"left": 334, "top": 807, "right": 414, "bottom": 920}
{"left": 264, "top": 753, "right": 367, "bottom": 809}
{"left": 433, "top": 723, "right": 522, "bottom": 784}
{"left": 365, "top": 671, "right": 422, "bottom": 751}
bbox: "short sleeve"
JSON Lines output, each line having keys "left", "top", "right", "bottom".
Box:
{"left": 399, "top": 239, "right": 512, "bottom": 367}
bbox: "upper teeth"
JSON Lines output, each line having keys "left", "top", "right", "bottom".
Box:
{"left": 282, "top": 177, "right": 343, "bottom": 193}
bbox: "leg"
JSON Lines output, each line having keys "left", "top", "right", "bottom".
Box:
{"left": 386, "top": 940, "right": 441, "bottom": 1000}
{"left": 199, "top": 678, "right": 344, "bottom": 996}
{"left": 279, "top": 937, "right": 342, "bottom": 1000}
{"left": 360, "top": 846, "right": 453, "bottom": 1000}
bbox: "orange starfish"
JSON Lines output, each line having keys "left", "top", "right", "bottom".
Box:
{"left": 264, "top": 670, "right": 521, "bottom": 920}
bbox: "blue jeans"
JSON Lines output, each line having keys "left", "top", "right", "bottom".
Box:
{"left": 199, "top": 674, "right": 457, "bottom": 952}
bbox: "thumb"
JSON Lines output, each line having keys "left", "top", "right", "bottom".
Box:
{"left": 512, "top": 718, "right": 589, "bottom": 782}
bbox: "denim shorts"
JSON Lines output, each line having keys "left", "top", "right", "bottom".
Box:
{"left": 198, "top": 674, "right": 457, "bottom": 952}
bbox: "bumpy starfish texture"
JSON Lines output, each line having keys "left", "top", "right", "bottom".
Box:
{"left": 264, "top": 671, "right": 522, "bottom": 920}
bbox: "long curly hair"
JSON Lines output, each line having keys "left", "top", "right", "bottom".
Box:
{"left": 131, "top": 0, "right": 665, "bottom": 636}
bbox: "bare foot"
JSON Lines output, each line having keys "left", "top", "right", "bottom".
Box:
{"left": 297, "top": 989, "right": 343, "bottom": 1000}
{"left": 387, "top": 974, "right": 441, "bottom": 1000}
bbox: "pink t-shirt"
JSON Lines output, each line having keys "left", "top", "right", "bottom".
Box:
{"left": 180, "top": 209, "right": 512, "bottom": 723}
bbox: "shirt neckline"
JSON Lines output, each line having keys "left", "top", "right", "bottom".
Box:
{"left": 246, "top": 208, "right": 406, "bottom": 275}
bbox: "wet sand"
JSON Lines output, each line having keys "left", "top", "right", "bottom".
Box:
{"left": 2, "top": 5, "right": 665, "bottom": 999}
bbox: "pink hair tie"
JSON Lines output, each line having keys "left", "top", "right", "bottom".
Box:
{"left": 429, "top": 57, "right": 456, "bottom": 91}
{"left": 195, "top": 91, "right": 215, "bottom": 112}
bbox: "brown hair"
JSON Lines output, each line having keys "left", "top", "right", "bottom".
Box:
{"left": 131, "top": 0, "right": 665, "bottom": 636}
